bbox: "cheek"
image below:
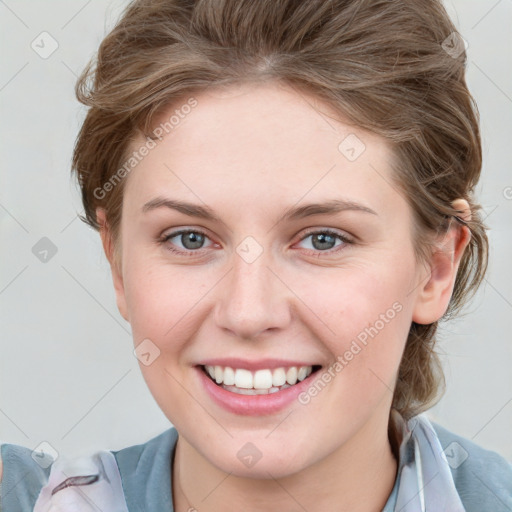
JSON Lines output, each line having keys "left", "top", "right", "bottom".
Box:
{"left": 122, "top": 256, "right": 213, "bottom": 349}
{"left": 306, "top": 262, "right": 412, "bottom": 339}
{"left": 298, "top": 262, "right": 414, "bottom": 392}
{"left": 121, "top": 259, "right": 207, "bottom": 418}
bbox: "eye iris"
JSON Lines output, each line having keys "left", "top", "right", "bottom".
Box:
{"left": 182, "top": 232, "right": 204, "bottom": 250}
{"left": 312, "top": 233, "right": 336, "bottom": 250}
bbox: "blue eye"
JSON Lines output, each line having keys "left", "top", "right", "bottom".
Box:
{"left": 159, "top": 228, "right": 352, "bottom": 256}
{"left": 161, "top": 230, "right": 214, "bottom": 253}
{"left": 297, "top": 230, "right": 352, "bottom": 253}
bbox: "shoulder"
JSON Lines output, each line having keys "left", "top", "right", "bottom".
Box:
{"left": 111, "top": 427, "right": 179, "bottom": 509}
{"left": 0, "top": 428, "right": 179, "bottom": 511}
{"left": 431, "top": 422, "right": 512, "bottom": 512}
{"left": 0, "top": 442, "right": 53, "bottom": 510}
{"left": 112, "top": 426, "right": 178, "bottom": 467}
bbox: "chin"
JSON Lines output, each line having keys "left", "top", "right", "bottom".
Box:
{"left": 194, "top": 432, "right": 317, "bottom": 480}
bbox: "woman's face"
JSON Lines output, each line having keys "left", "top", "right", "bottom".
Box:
{"left": 110, "top": 82, "right": 436, "bottom": 477}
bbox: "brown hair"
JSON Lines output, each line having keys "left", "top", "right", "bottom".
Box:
{"left": 73, "top": 0, "right": 488, "bottom": 419}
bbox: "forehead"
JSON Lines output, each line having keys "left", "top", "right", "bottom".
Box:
{"left": 123, "top": 82, "right": 405, "bottom": 222}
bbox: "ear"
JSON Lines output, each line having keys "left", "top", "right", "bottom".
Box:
{"left": 96, "top": 208, "right": 129, "bottom": 322}
{"left": 412, "top": 219, "right": 471, "bottom": 325}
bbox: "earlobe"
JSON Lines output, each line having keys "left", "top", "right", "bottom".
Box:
{"left": 96, "top": 208, "right": 130, "bottom": 322}
{"left": 412, "top": 222, "right": 471, "bottom": 325}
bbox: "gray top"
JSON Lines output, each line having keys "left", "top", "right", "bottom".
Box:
{"left": 1, "top": 422, "right": 511, "bottom": 511}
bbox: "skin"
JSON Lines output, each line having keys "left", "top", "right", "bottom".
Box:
{"left": 95, "top": 81, "right": 470, "bottom": 511}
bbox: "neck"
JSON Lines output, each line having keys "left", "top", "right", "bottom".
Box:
{"left": 172, "top": 413, "right": 399, "bottom": 512}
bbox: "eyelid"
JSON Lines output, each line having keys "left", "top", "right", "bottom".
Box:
{"left": 161, "top": 227, "right": 212, "bottom": 241}
{"left": 297, "top": 227, "right": 353, "bottom": 242}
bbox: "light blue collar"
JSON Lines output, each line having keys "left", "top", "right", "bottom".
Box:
{"left": 33, "top": 413, "right": 464, "bottom": 511}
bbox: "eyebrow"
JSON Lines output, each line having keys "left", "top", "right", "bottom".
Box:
{"left": 278, "top": 199, "right": 377, "bottom": 222}
{"left": 142, "top": 197, "right": 377, "bottom": 222}
{"left": 142, "top": 197, "right": 221, "bottom": 222}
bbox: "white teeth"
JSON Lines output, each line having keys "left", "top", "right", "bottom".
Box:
{"left": 234, "top": 387, "right": 253, "bottom": 395}
{"left": 223, "top": 366, "right": 235, "bottom": 386}
{"left": 253, "top": 369, "right": 273, "bottom": 389}
{"left": 286, "top": 367, "right": 298, "bottom": 385}
{"left": 297, "top": 366, "right": 308, "bottom": 381}
{"left": 204, "top": 364, "right": 314, "bottom": 393}
{"left": 272, "top": 367, "right": 286, "bottom": 387}
{"left": 221, "top": 383, "right": 293, "bottom": 395}
{"left": 234, "top": 368, "right": 253, "bottom": 389}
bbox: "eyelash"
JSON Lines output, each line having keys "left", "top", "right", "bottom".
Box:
{"left": 159, "top": 228, "right": 354, "bottom": 257}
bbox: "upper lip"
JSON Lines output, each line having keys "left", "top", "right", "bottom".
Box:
{"left": 196, "top": 358, "right": 322, "bottom": 371}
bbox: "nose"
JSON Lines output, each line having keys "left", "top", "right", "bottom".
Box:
{"left": 214, "top": 249, "right": 293, "bottom": 340}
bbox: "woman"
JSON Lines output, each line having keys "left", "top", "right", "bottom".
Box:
{"left": 1, "top": 0, "right": 511, "bottom": 510}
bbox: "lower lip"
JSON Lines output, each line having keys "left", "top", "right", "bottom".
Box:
{"left": 196, "top": 367, "right": 318, "bottom": 416}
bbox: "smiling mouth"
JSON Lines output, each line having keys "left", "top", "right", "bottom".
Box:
{"left": 202, "top": 364, "right": 322, "bottom": 395}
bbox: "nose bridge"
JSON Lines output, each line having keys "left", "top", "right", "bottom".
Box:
{"left": 214, "top": 243, "right": 291, "bottom": 339}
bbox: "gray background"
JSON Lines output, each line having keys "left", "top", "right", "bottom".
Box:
{"left": 1, "top": 0, "right": 511, "bottom": 461}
